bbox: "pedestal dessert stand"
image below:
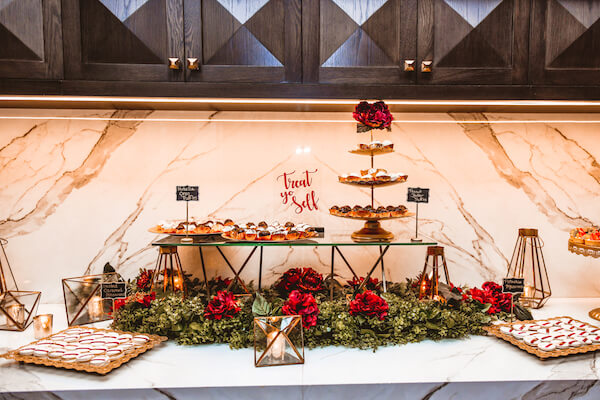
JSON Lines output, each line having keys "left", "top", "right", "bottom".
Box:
{"left": 568, "top": 239, "right": 600, "bottom": 320}
{"left": 333, "top": 133, "right": 411, "bottom": 242}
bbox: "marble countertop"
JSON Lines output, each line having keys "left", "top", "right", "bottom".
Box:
{"left": 1, "top": 298, "right": 599, "bottom": 393}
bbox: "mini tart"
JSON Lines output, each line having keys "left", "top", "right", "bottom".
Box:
{"left": 329, "top": 206, "right": 340, "bottom": 215}
{"left": 257, "top": 221, "right": 268, "bottom": 229}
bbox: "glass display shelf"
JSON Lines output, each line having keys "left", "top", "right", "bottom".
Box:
{"left": 152, "top": 232, "right": 436, "bottom": 247}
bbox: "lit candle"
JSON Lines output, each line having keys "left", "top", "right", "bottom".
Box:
{"left": 33, "top": 314, "right": 53, "bottom": 339}
{"left": 7, "top": 304, "right": 25, "bottom": 328}
{"left": 524, "top": 285, "right": 535, "bottom": 298}
{"left": 173, "top": 275, "right": 183, "bottom": 291}
{"left": 88, "top": 296, "right": 103, "bottom": 319}
{"left": 267, "top": 330, "right": 286, "bottom": 361}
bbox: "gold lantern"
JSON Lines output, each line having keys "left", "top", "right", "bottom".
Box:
{"left": 253, "top": 315, "right": 304, "bottom": 367}
{"left": 418, "top": 246, "right": 450, "bottom": 300}
{"left": 151, "top": 246, "right": 187, "bottom": 296}
{"left": 507, "top": 228, "right": 551, "bottom": 309}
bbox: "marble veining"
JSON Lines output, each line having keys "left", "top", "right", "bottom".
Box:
{"left": 0, "top": 110, "right": 599, "bottom": 300}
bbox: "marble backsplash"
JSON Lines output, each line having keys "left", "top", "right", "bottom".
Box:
{"left": 0, "top": 109, "right": 599, "bottom": 302}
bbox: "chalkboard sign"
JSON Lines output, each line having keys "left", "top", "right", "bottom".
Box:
{"left": 101, "top": 282, "right": 127, "bottom": 299}
{"left": 502, "top": 278, "right": 524, "bottom": 294}
{"left": 407, "top": 187, "right": 430, "bottom": 203}
{"left": 176, "top": 186, "right": 199, "bottom": 201}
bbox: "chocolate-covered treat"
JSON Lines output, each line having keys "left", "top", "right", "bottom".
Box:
{"left": 286, "top": 229, "right": 299, "bottom": 240}
{"left": 258, "top": 221, "right": 268, "bottom": 229}
{"left": 224, "top": 219, "right": 235, "bottom": 226}
{"left": 284, "top": 222, "right": 295, "bottom": 228}
{"left": 272, "top": 230, "right": 286, "bottom": 241}
{"left": 258, "top": 230, "right": 271, "bottom": 240}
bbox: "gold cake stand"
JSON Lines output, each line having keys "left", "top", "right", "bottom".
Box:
{"left": 567, "top": 239, "right": 600, "bottom": 321}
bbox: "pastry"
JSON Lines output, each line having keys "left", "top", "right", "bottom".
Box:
{"left": 329, "top": 205, "right": 340, "bottom": 216}
{"left": 245, "top": 229, "right": 257, "bottom": 241}
{"left": 258, "top": 221, "right": 268, "bottom": 229}
{"left": 258, "top": 230, "right": 272, "bottom": 240}
{"left": 90, "top": 355, "right": 110, "bottom": 366}
{"left": 224, "top": 219, "right": 235, "bottom": 226}
{"left": 382, "top": 140, "right": 393, "bottom": 149}
{"left": 347, "top": 173, "right": 361, "bottom": 182}
{"left": 284, "top": 222, "right": 295, "bottom": 228}
{"left": 272, "top": 230, "right": 286, "bottom": 241}
{"left": 286, "top": 230, "right": 299, "bottom": 240}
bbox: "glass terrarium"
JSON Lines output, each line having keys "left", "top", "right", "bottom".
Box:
{"left": 0, "top": 290, "right": 40, "bottom": 331}
{"left": 62, "top": 273, "right": 120, "bottom": 326}
{"left": 253, "top": 315, "right": 304, "bottom": 367}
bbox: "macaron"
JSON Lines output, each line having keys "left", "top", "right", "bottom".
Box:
{"left": 90, "top": 355, "right": 109, "bottom": 366}
{"left": 18, "top": 347, "right": 35, "bottom": 356}
{"left": 524, "top": 336, "right": 541, "bottom": 346}
{"left": 512, "top": 331, "right": 529, "bottom": 340}
{"left": 538, "top": 342, "right": 557, "bottom": 351}
{"left": 48, "top": 349, "right": 66, "bottom": 358}
{"left": 61, "top": 352, "right": 79, "bottom": 362}
{"left": 76, "top": 353, "right": 94, "bottom": 362}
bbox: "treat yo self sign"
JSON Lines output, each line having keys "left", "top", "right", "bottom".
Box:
{"left": 277, "top": 170, "right": 319, "bottom": 214}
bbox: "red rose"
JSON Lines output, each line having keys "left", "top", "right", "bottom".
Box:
{"left": 136, "top": 269, "right": 153, "bottom": 291}
{"left": 113, "top": 298, "right": 127, "bottom": 313}
{"left": 210, "top": 276, "right": 233, "bottom": 292}
{"left": 346, "top": 276, "right": 381, "bottom": 291}
{"left": 482, "top": 281, "right": 502, "bottom": 293}
{"left": 204, "top": 290, "right": 241, "bottom": 320}
{"left": 352, "top": 101, "right": 393, "bottom": 130}
{"left": 465, "top": 282, "right": 512, "bottom": 314}
{"left": 281, "top": 290, "right": 319, "bottom": 329}
{"left": 349, "top": 290, "right": 389, "bottom": 321}
{"left": 276, "top": 267, "right": 324, "bottom": 294}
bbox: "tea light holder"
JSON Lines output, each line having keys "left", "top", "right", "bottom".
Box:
{"left": 33, "top": 314, "right": 53, "bottom": 339}
{"left": 0, "top": 290, "right": 40, "bottom": 331}
{"left": 62, "top": 273, "right": 118, "bottom": 326}
{"left": 418, "top": 246, "right": 451, "bottom": 300}
{"left": 253, "top": 315, "right": 304, "bottom": 367}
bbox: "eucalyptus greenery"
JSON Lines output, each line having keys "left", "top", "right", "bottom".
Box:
{"left": 112, "top": 280, "right": 499, "bottom": 351}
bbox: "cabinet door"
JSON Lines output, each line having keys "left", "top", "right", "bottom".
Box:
{"left": 417, "top": 0, "right": 529, "bottom": 84}
{"left": 62, "top": 0, "right": 184, "bottom": 81}
{"left": 530, "top": 0, "right": 600, "bottom": 85}
{"left": 0, "top": 0, "right": 62, "bottom": 79}
{"left": 184, "top": 0, "right": 301, "bottom": 83}
{"left": 303, "top": 0, "right": 417, "bottom": 84}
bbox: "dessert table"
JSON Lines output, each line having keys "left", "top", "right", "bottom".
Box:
{"left": 1, "top": 298, "right": 599, "bottom": 399}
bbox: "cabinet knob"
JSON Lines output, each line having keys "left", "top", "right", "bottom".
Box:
{"left": 403, "top": 60, "right": 415, "bottom": 72}
{"left": 168, "top": 58, "right": 181, "bottom": 70}
{"left": 421, "top": 60, "right": 433, "bottom": 73}
{"left": 187, "top": 58, "right": 200, "bottom": 70}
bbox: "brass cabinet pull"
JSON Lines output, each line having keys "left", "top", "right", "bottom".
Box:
{"left": 168, "top": 58, "right": 181, "bottom": 70}
{"left": 421, "top": 60, "right": 433, "bottom": 73}
{"left": 187, "top": 58, "right": 199, "bottom": 70}
{"left": 403, "top": 60, "right": 415, "bottom": 72}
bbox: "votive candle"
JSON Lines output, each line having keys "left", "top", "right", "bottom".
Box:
{"left": 33, "top": 314, "right": 53, "bottom": 339}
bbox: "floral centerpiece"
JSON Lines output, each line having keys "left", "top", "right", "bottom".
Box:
{"left": 353, "top": 100, "right": 393, "bottom": 132}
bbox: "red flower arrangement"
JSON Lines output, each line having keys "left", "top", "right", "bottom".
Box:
{"left": 276, "top": 267, "right": 324, "bottom": 295}
{"left": 210, "top": 276, "right": 233, "bottom": 292}
{"left": 464, "top": 281, "right": 512, "bottom": 314}
{"left": 349, "top": 290, "right": 389, "bottom": 321}
{"left": 353, "top": 101, "right": 393, "bottom": 132}
{"left": 346, "top": 276, "right": 381, "bottom": 291}
{"left": 204, "top": 290, "right": 241, "bottom": 320}
{"left": 136, "top": 269, "right": 153, "bottom": 291}
{"left": 112, "top": 291, "right": 156, "bottom": 313}
{"left": 281, "top": 290, "right": 319, "bottom": 329}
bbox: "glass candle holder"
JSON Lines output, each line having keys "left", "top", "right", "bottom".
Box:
{"left": 33, "top": 314, "right": 53, "bottom": 339}
{"left": 62, "top": 273, "right": 118, "bottom": 326}
{"left": 0, "top": 290, "right": 40, "bottom": 331}
{"left": 254, "top": 315, "right": 304, "bottom": 367}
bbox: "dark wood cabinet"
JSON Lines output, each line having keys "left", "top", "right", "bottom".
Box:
{"left": 303, "top": 0, "right": 417, "bottom": 84}
{"left": 184, "top": 0, "right": 302, "bottom": 83}
{"left": 0, "top": 0, "right": 63, "bottom": 79}
{"left": 417, "top": 0, "right": 529, "bottom": 84}
{"left": 62, "top": 0, "right": 184, "bottom": 81}
{"left": 530, "top": 0, "right": 600, "bottom": 85}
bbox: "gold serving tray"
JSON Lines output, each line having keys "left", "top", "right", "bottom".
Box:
{"left": 0, "top": 326, "right": 167, "bottom": 375}
{"left": 221, "top": 233, "right": 317, "bottom": 243}
{"left": 330, "top": 212, "right": 414, "bottom": 221}
{"left": 348, "top": 148, "right": 394, "bottom": 156}
{"left": 338, "top": 178, "right": 407, "bottom": 187}
{"left": 148, "top": 227, "right": 222, "bottom": 236}
{"left": 568, "top": 238, "right": 600, "bottom": 258}
{"left": 484, "top": 317, "right": 600, "bottom": 360}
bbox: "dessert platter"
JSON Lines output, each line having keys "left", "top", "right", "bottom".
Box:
{"left": 568, "top": 227, "right": 600, "bottom": 258}
{"left": 349, "top": 140, "right": 394, "bottom": 156}
{"left": 221, "top": 221, "right": 318, "bottom": 242}
{"left": 338, "top": 168, "right": 408, "bottom": 186}
{"left": 484, "top": 317, "right": 600, "bottom": 359}
{"left": 330, "top": 205, "right": 412, "bottom": 220}
{"left": 149, "top": 219, "right": 236, "bottom": 235}
{"left": 0, "top": 326, "right": 167, "bottom": 375}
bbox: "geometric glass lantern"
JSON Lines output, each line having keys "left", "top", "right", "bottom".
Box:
{"left": 506, "top": 228, "right": 551, "bottom": 309}
{"left": 0, "top": 237, "right": 42, "bottom": 331}
{"left": 417, "top": 246, "right": 450, "bottom": 300}
{"left": 151, "top": 246, "right": 187, "bottom": 296}
{"left": 62, "top": 273, "right": 120, "bottom": 326}
{"left": 253, "top": 315, "right": 304, "bottom": 367}
{"left": 0, "top": 290, "right": 41, "bottom": 331}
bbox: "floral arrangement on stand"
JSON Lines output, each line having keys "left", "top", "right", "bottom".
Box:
{"left": 353, "top": 101, "right": 394, "bottom": 132}
{"left": 112, "top": 267, "right": 530, "bottom": 351}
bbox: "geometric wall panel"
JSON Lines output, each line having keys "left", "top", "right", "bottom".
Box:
{"left": 81, "top": 0, "right": 166, "bottom": 64}
{"left": 435, "top": 0, "right": 511, "bottom": 68}
{"left": 203, "top": 0, "right": 283, "bottom": 66}
{"left": 321, "top": 0, "right": 397, "bottom": 68}
{"left": 0, "top": 0, "right": 43, "bottom": 60}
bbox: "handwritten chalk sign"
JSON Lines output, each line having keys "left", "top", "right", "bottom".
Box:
{"left": 502, "top": 278, "right": 524, "bottom": 294}
{"left": 176, "top": 186, "right": 199, "bottom": 201}
{"left": 407, "top": 187, "right": 430, "bottom": 203}
{"left": 101, "top": 282, "right": 127, "bottom": 299}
